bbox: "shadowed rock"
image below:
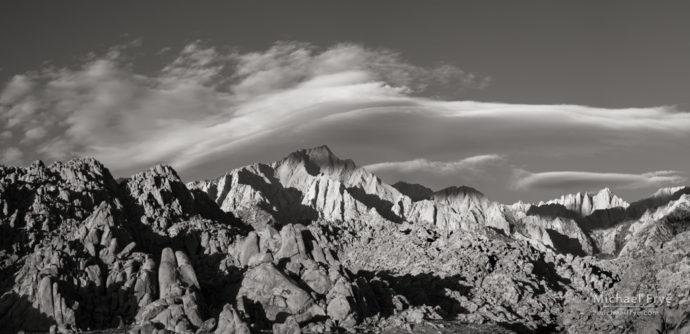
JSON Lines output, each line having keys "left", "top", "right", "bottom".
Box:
{"left": 1, "top": 150, "right": 688, "bottom": 334}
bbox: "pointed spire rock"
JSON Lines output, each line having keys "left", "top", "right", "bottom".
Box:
{"left": 541, "top": 188, "right": 628, "bottom": 217}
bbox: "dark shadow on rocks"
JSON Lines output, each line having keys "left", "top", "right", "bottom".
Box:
{"left": 0, "top": 292, "right": 56, "bottom": 333}
{"left": 92, "top": 183, "right": 249, "bottom": 326}
{"left": 194, "top": 253, "right": 244, "bottom": 317}
{"left": 116, "top": 174, "right": 246, "bottom": 254}
{"left": 0, "top": 263, "right": 20, "bottom": 299}
{"left": 577, "top": 206, "right": 627, "bottom": 231}
{"left": 0, "top": 222, "right": 19, "bottom": 253}
{"left": 392, "top": 182, "right": 433, "bottom": 202}
{"left": 67, "top": 275, "right": 138, "bottom": 330}
{"left": 132, "top": 224, "right": 244, "bottom": 317}
{"left": 239, "top": 297, "right": 270, "bottom": 330}
{"left": 544, "top": 229, "right": 586, "bottom": 256}
{"left": 620, "top": 187, "right": 690, "bottom": 224}
{"left": 529, "top": 255, "right": 569, "bottom": 292}
{"left": 118, "top": 172, "right": 248, "bottom": 235}
{"left": 47, "top": 238, "right": 140, "bottom": 330}
{"left": 660, "top": 210, "right": 690, "bottom": 237}
{"left": 189, "top": 188, "right": 251, "bottom": 233}
{"left": 356, "top": 271, "right": 471, "bottom": 319}
{"left": 235, "top": 167, "right": 319, "bottom": 228}
{"left": 346, "top": 187, "right": 403, "bottom": 223}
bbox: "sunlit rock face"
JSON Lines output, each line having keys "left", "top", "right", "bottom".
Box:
{"left": 1, "top": 147, "right": 688, "bottom": 333}
{"left": 539, "top": 188, "right": 630, "bottom": 218}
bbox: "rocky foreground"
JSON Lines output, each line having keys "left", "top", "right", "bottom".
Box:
{"left": 0, "top": 146, "right": 688, "bottom": 333}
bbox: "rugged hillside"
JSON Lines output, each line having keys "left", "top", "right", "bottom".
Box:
{"left": 0, "top": 146, "right": 688, "bottom": 333}
{"left": 188, "top": 147, "right": 593, "bottom": 257}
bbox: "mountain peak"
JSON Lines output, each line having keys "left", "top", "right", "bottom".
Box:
{"left": 596, "top": 187, "right": 613, "bottom": 196}
{"left": 280, "top": 145, "right": 356, "bottom": 177}
{"left": 591, "top": 187, "right": 629, "bottom": 212}
{"left": 541, "top": 187, "right": 628, "bottom": 217}
{"left": 53, "top": 156, "right": 107, "bottom": 171}
{"left": 433, "top": 185, "right": 485, "bottom": 199}
{"left": 302, "top": 144, "right": 334, "bottom": 157}
{"left": 129, "top": 164, "right": 182, "bottom": 182}
{"left": 393, "top": 181, "right": 433, "bottom": 201}
{"left": 301, "top": 145, "right": 353, "bottom": 166}
{"left": 651, "top": 186, "right": 688, "bottom": 198}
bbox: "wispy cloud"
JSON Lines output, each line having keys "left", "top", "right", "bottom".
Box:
{"left": 0, "top": 40, "right": 687, "bottom": 202}
{"left": 0, "top": 41, "right": 483, "bottom": 173}
{"left": 512, "top": 170, "right": 687, "bottom": 191}
{"left": 362, "top": 154, "right": 510, "bottom": 192}
{"left": 364, "top": 154, "right": 504, "bottom": 174}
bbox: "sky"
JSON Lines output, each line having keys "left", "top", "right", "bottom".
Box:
{"left": 0, "top": 1, "right": 689, "bottom": 203}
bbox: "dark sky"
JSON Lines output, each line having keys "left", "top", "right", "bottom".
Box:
{"left": 1, "top": 1, "right": 689, "bottom": 203}
{"left": 3, "top": 1, "right": 690, "bottom": 109}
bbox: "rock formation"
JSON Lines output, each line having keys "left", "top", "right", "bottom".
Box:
{"left": 0, "top": 146, "right": 688, "bottom": 333}
{"left": 540, "top": 188, "right": 629, "bottom": 217}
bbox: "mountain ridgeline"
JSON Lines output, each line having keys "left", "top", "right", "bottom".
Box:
{"left": 0, "top": 146, "right": 688, "bottom": 333}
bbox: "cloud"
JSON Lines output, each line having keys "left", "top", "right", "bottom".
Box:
{"left": 0, "top": 41, "right": 484, "bottom": 176}
{"left": 512, "top": 170, "right": 687, "bottom": 191}
{"left": 1, "top": 147, "right": 23, "bottom": 165}
{"left": 0, "top": 40, "right": 687, "bottom": 203}
{"left": 362, "top": 154, "right": 511, "bottom": 192}
{"left": 364, "top": 154, "right": 504, "bottom": 174}
{"left": 0, "top": 75, "right": 34, "bottom": 105}
{"left": 25, "top": 126, "right": 47, "bottom": 140}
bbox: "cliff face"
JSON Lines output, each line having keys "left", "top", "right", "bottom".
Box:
{"left": 0, "top": 159, "right": 245, "bottom": 332}
{"left": 188, "top": 145, "right": 409, "bottom": 229}
{"left": 539, "top": 188, "right": 629, "bottom": 217}
{"left": 189, "top": 147, "right": 595, "bottom": 256}
{"left": 1, "top": 147, "right": 688, "bottom": 333}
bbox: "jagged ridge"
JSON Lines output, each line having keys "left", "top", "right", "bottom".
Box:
{"left": 0, "top": 147, "right": 688, "bottom": 333}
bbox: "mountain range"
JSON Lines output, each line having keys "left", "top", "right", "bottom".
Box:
{"left": 0, "top": 146, "right": 688, "bottom": 333}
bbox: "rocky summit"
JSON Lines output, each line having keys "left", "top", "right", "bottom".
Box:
{"left": 0, "top": 146, "right": 688, "bottom": 333}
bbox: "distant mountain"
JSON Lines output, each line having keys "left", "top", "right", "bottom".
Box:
{"left": 188, "top": 146, "right": 686, "bottom": 258}
{"left": 538, "top": 188, "right": 629, "bottom": 217}
{"left": 188, "top": 145, "right": 409, "bottom": 228}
